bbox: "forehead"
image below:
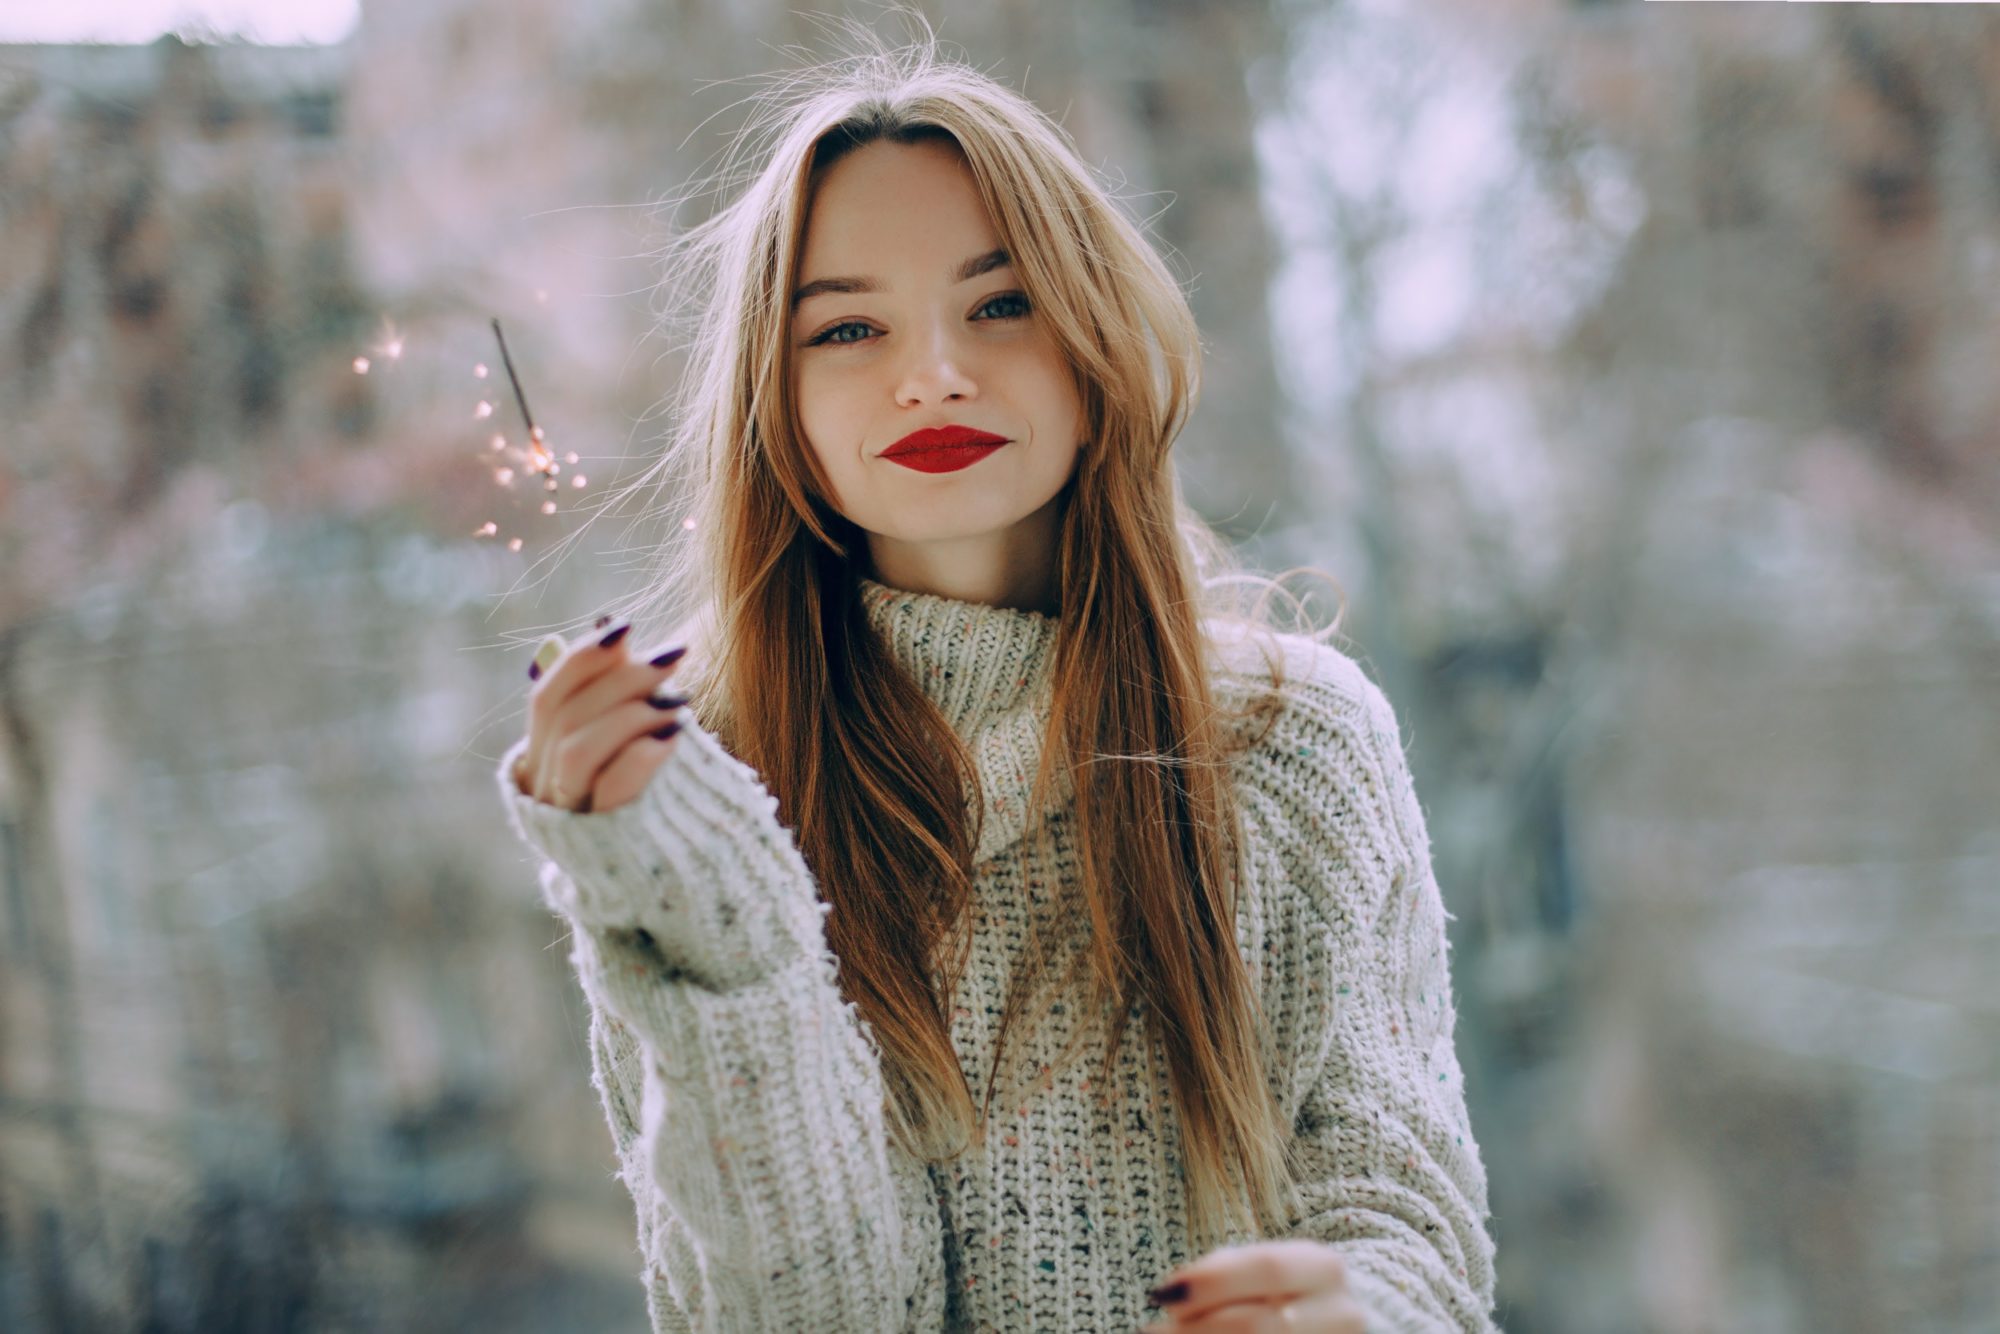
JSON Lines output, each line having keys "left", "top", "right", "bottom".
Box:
{"left": 797, "top": 138, "right": 1001, "bottom": 267}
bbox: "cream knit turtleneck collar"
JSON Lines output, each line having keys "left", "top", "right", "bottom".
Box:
{"left": 857, "top": 575, "right": 1071, "bottom": 866}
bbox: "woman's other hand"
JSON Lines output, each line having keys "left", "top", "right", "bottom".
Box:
{"left": 513, "top": 618, "right": 691, "bottom": 813}
{"left": 1141, "top": 1240, "right": 1369, "bottom": 1332}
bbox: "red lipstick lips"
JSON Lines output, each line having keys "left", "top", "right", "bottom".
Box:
{"left": 880, "top": 424, "right": 1009, "bottom": 474}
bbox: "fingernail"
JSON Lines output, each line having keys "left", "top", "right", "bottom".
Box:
{"left": 648, "top": 720, "right": 683, "bottom": 741}
{"left": 649, "top": 645, "right": 688, "bottom": 669}
{"left": 1147, "top": 1281, "right": 1187, "bottom": 1306}
{"left": 595, "top": 615, "right": 612, "bottom": 629}
{"left": 527, "top": 661, "right": 541, "bottom": 681}
{"left": 647, "top": 693, "right": 688, "bottom": 711}
{"left": 597, "top": 621, "right": 631, "bottom": 648}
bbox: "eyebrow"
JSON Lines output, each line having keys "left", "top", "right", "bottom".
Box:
{"left": 791, "top": 247, "right": 1012, "bottom": 311}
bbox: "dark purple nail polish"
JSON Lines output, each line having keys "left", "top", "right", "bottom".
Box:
{"left": 649, "top": 645, "right": 688, "bottom": 669}
{"left": 598, "top": 622, "right": 630, "bottom": 649}
{"left": 648, "top": 720, "right": 683, "bottom": 741}
{"left": 648, "top": 693, "right": 688, "bottom": 711}
{"left": 1147, "top": 1281, "right": 1187, "bottom": 1306}
{"left": 527, "top": 660, "right": 541, "bottom": 681}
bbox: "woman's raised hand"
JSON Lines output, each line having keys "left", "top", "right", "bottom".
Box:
{"left": 513, "top": 618, "right": 691, "bottom": 813}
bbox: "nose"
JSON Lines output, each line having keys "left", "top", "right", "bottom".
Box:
{"left": 894, "top": 315, "right": 978, "bottom": 408}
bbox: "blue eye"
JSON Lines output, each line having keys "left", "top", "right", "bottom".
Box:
{"left": 808, "top": 320, "right": 874, "bottom": 347}
{"left": 803, "top": 292, "right": 1031, "bottom": 348}
{"left": 977, "top": 292, "right": 1031, "bottom": 320}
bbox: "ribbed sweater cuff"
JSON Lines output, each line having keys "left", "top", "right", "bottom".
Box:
{"left": 1342, "top": 1262, "right": 1488, "bottom": 1334}
{"left": 494, "top": 719, "right": 826, "bottom": 991}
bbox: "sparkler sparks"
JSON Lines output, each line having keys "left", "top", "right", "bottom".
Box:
{"left": 471, "top": 316, "right": 588, "bottom": 547}
{"left": 373, "top": 317, "right": 406, "bottom": 361}
{"left": 353, "top": 318, "right": 407, "bottom": 374}
{"left": 344, "top": 311, "right": 586, "bottom": 548}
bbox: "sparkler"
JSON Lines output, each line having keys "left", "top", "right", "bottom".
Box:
{"left": 471, "top": 316, "right": 588, "bottom": 548}
{"left": 347, "top": 312, "right": 591, "bottom": 549}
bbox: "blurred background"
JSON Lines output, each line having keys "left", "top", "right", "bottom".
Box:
{"left": 2, "top": 0, "right": 1996, "bottom": 1330}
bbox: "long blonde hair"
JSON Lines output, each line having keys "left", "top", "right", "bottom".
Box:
{"left": 587, "top": 20, "right": 1343, "bottom": 1254}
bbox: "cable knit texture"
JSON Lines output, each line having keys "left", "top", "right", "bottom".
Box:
{"left": 494, "top": 576, "right": 1499, "bottom": 1332}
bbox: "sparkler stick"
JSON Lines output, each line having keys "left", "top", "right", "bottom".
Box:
{"left": 490, "top": 317, "right": 539, "bottom": 443}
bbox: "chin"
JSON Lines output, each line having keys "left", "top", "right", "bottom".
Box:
{"left": 840, "top": 468, "right": 1071, "bottom": 544}
{"left": 862, "top": 503, "right": 1033, "bottom": 545}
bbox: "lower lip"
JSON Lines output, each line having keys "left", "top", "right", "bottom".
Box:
{"left": 882, "top": 443, "right": 1005, "bottom": 474}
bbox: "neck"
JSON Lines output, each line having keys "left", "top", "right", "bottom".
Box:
{"left": 856, "top": 571, "right": 1069, "bottom": 864}
{"left": 861, "top": 489, "right": 1064, "bottom": 616}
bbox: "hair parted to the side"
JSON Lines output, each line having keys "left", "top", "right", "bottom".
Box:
{"left": 583, "top": 11, "right": 1349, "bottom": 1255}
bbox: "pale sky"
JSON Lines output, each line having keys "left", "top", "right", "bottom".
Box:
{"left": 0, "top": 0, "right": 358, "bottom": 45}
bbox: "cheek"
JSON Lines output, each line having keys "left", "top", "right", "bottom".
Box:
{"left": 1028, "top": 364, "right": 1085, "bottom": 444}
{"left": 794, "top": 366, "right": 857, "bottom": 457}
{"left": 792, "top": 364, "right": 824, "bottom": 433}
{"left": 1010, "top": 340, "right": 1083, "bottom": 433}
{"left": 794, "top": 372, "right": 876, "bottom": 513}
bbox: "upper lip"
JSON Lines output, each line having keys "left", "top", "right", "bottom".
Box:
{"left": 881, "top": 424, "right": 1010, "bottom": 457}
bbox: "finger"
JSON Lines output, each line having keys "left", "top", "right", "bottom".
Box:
{"left": 1195, "top": 1296, "right": 1305, "bottom": 1333}
{"left": 551, "top": 642, "right": 688, "bottom": 749}
{"left": 1152, "top": 1241, "right": 1346, "bottom": 1326}
{"left": 539, "top": 643, "right": 685, "bottom": 804}
{"left": 1279, "top": 1288, "right": 1369, "bottom": 1334}
{"left": 530, "top": 618, "right": 637, "bottom": 730}
{"left": 549, "top": 697, "right": 685, "bottom": 811}
{"left": 522, "top": 622, "right": 616, "bottom": 788}
{"left": 529, "top": 619, "right": 641, "bottom": 797}
{"left": 515, "top": 636, "right": 568, "bottom": 793}
{"left": 587, "top": 720, "right": 684, "bottom": 813}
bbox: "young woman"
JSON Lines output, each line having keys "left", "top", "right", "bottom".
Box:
{"left": 498, "top": 34, "right": 1497, "bottom": 1334}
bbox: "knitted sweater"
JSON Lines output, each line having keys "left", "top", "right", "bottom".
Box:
{"left": 494, "top": 577, "right": 1498, "bottom": 1333}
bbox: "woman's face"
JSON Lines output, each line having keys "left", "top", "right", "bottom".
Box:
{"left": 788, "top": 136, "right": 1085, "bottom": 581}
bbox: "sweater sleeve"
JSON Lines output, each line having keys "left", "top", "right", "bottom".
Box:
{"left": 495, "top": 718, "right": 948, "bottom": 1333}
{"left": 1241, "top": 647, "right": 1499, "bottom": 1333}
